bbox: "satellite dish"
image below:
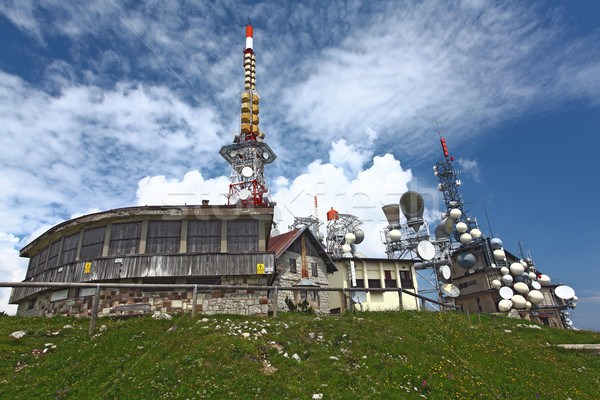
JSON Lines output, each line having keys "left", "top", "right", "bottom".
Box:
{"left": 345, "top": 232, "right": 356, "bottom": 244}
{"left": 382, "top": 204, "right": 400, "bottom": 225}
{"left": 525, "top": 301, "right": 532, "bottom": 310}
{"left": 498, "top": 299, "right": 512, "bottom": 312}
{"left": 528, "top": 290, "right": 544, "bottom": 305}
{"left": 499, "top": 286, "right": 514, "bottom": 300}
{"left": 449, "top": 208, "right": 462, "bottom": 220}
{"left": 434, "top": 218, "right": 455, "bottom": 239}
{"left": 389, "top": 229, "right": 402, "bottom": 242}
{"left": 493, "top": 249, "right": 505, "bottom": 261}
{"left": 229, "top": 193, "right": 239, "bottom": 204}
{"left": 416, "top": 240, "right": 435, "bottom": 261}
{"left": 501, "top": 274, "right": 513, "bottom": 285}
{"left": 459, "top": 233, "right": 472, "bottom": 244}
{"left": 441, "top": 284, "right": 460, "bottom": 297}
{"left": 500, "top": 267, "right": 509, "bottom": 275}
{"left": 351, "top": 291, "right": 366, "bottom": 304}
{"left": 554, "top": 285, "right": 575, "bottom": 300}
{"left": 509, "top": 263, "right": 525, "bottom": 276}
{"left": 354, "top": 252, "right": 366, "bottom": 258}
{"left": 437, "top": 183, "right": 445, "bottom": 191}
{"left": 490, "top": 238, "right": 503, "bottom": 249}
{"left": 470, "top": 228, "right": 482, "bottom": 238}
{"left": 530, "top": 281, "right": 541, "bottom": 290}
{"left": 354, "top": 229, "right": 364, "bottom": 244}
{"left": 438, "top": 265, "right": 451, "bottom": 281}
{"left": 513, "top": 282, "right": 529, "bottom": 295}
{"left": 491, "top": 279, "right": 502, "bottom": 289}
{"left": 342, "top": 244, "right": 352, "bottom": 254}
{"left": 511, "top": 295, "right": 527, "bottom": 309}
{"left": 270, "top": 228, "right": 280, "bottom": 237}
{"left": 457, "top": 252, "right": 476, "bottom": 269}
{"left": 231, "top": 132, "right": 240, "bottom": 143}
{"left": 456, "top": 222, "right": 468, "bottom": 233}
{"left": 528, "top": 272, "right": 537, "bottom": 280}
{"left": 241, "top": 166, "right": 254, "bottom": 178}
{"left": 229, "top": 150, "right": 238, "bottom": 158}
{"left": 239, "top": 188, "right": 251, "bottom": 200}
{"left": 538, "top": 274, "right": 551, "bottom": 286}
{"left": 400, "top": 191, "right": 425, "bottom": 231}
{"left": 263, "top": 152, "right": 269, "bottom": 160}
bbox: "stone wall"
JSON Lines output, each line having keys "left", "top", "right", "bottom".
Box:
{"left": 273, "top": 250, "right": 330, "bottom": 314}
{"left": 16, "top": 275, "right": 270, "bottom": 317}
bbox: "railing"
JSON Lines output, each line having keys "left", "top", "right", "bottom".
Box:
{"left": 0, "top": 281, "right": 461, "bottom": 335}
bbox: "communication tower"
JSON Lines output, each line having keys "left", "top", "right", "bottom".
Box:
{"left": 219, "top": 25, "right": 277, "bottom": 206}
{"left": 325, "top": 208, "right": 364, "bottom": 258}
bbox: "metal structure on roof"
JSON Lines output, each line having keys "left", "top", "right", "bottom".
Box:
{"left": 219, "top": 25, "right": 277, "bottom": 206}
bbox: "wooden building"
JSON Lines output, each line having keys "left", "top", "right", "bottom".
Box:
{"left": 10, "top": 205, "right": 277, "bottom": 317}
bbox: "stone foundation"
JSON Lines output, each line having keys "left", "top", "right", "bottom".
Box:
{"left": 16, "top": 276, "right": 270, "bottom": 317}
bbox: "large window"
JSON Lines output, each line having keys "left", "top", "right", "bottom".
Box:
{"left": 46, "top": 241, "right": 61, "bottom": 270}
{"left": 227, "top": 219, "right": 258, "bottom": 252}
{"left": 146, "top": 220, "right": 182, "bottom": 254}
{"left": 26, "top": 254, "right": 39, "bottom": 279}
{"left": 368, "top": 279, "right": 383, "bottom": 294}
{"left": 384, "top": 270, "right": 397, "bottom": 288}
{"left": 187, "top": 220, "right": 221, "bottom": 253}
{"left": 400, "top": 271, "right": 414, "bottom": 289}
{"left": 311, "top": 262, "right": 318, "bottom": 277}
{"left": 289, "top": 258, "right": 297, "bottom": 273}
{"left": 109, "top": 222, "right": 142, "bottom": 256}
{"left": 80, "top": 226, "right": 106, "bottom": 260}
{"left": 36, "top": 247, "right": 48, "bottom": 275}
{"left": 59, "top": 232, "right": 80, "bottom": 265}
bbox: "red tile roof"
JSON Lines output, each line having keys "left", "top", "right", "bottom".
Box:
{"left": 267, "top": 229, "right": 302, "bottom": 258}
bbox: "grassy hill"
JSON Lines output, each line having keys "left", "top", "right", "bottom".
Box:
{"left": 1, "top": 311, "right": 599, "bottom": 399}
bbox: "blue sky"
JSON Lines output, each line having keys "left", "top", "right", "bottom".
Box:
{"left": 0, "top": 1, "right": 598, "bottom": 330}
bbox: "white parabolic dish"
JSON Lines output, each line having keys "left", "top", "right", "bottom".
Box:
{"left": 416, "top": 241, "right": 435, "bottom": 261}
{"left": 499, "top": 286, "right": 514, "bottom": 300}
{"left": 241, "top": 166, "right": 254, "bottom": 178}
{"left": 441, "top": 284, "right": 460, "bottom": 298}
{"left": 439, "top": 265, "right": 451, "bottom": 280}
{"left": 239, "top": 188, "right": 251, "bottom": 200}
{"left": 554, "top": 285, "right": 575, "bottom": 300}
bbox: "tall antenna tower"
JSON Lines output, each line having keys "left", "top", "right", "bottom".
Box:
{"left": 433, "top": 123, "right": 479, "bottom": 242}
{"left": 219, "top": 25, "right": 277, "bottom": 206}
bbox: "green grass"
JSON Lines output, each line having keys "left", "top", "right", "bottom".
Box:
{"left": 1, "top": 311, "right": 599, "bottom": 399}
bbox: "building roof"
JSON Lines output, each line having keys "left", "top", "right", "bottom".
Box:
{"left": 267, "top": 227, "right": 338, "bottom": 273}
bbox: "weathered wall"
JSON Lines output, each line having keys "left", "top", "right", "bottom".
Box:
{"left": 16, "top": 275, "right": 270, "bottom": 317}
{"left": 272, "top": 249, "right": 330, "bottom": 314}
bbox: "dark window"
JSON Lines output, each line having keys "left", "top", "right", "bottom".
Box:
{"left": 353, "top": 279, "right": 364, "bottom": 288}
{"left": 26, "top": 254, "right": 39, "bottom": 279}
{"left": 300, "top": 290, "right": 307, "bottom": 300}
{"left": 36, "top": 247, "right": 48, "bottom": 274}
{"left": 311, "top": 262, "right": 318, "bottom": 277}
{"left": 384, "top": 270, "right": 397, "bottom": 288}
{"left": 187, "top": 220, "right": 221, "bottom": 252}
{"left": 368, "top": 279, "right": 383, "bottom": 294}
{"left": 46, "top": 241, "right": 61, "bottom": 270}
{"left": 141, "top": 277, "right": 177, "bottom": 292}
{"left": 146, "top": 220, "right": 182, "bottom": 254}
{"left": 400, "top": 271, "right": 414, "bottom": 289}
{"left": 109, "top": 222, "right": 142, "bottom": 255}
{"left": 289, "top": 258, "right": 297, "bottom": 273}
{"left": 458, "top": 279, "right": 477, "bottom": 290}
{"left": 311, "top": 291, "right": 317, "bottom": 300}
{"left": 59, "top": 232, "right": 80, "bottom": 265}
{"left": 80, "top": 226, "right": 106, "bottom": 260}
{"left": 187, "top": 276, "right": 222, "bottom": 293}
{"left": 227, "top": 219, "right": 258, "bottom": 252}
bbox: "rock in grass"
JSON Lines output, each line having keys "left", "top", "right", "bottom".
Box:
{"left": 10, "top": 331, "right": 27, "bottom": 339}
{"left": 99, "top": 325, "right": 107, "bottom": 332}
{"left": 312, "top": 394, "right": 323, "bottom": 399}
{"left": 152, "top": 312, "right": 172, "bottom": 320}
{"left": 292, "top": 353, "right": 301, "bottom": 362}
{"left": 63, "top": 325, "right": 73, "bottom": 329}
